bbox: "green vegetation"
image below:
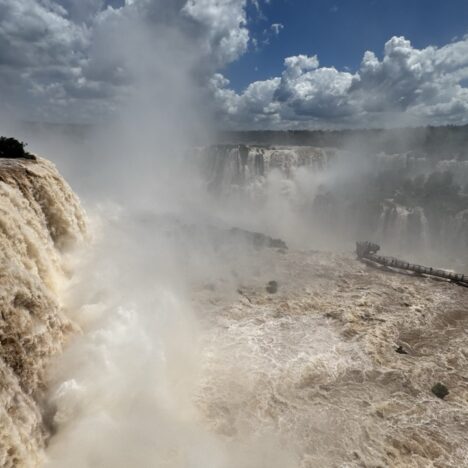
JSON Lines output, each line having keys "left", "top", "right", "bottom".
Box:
{"left": 0, "top": 136, "right": 35, "bottom": 160}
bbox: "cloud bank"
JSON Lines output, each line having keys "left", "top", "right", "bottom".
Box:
{"left": 0, "top": 0, "right": 249, "bottom": 123}
{"left": 1, "top": 0, "right": 468, "bottom": 128}
{"left": 213, "top": 35, "right": 468, "bottom": 129}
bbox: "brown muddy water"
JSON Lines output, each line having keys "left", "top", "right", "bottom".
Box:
{"left": 193, "top": 249, "right": 468, "bottom": 467}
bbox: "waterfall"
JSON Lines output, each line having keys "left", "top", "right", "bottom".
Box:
{"left": 202, "top": 145, "right": 333, "bottom": 196}
{"left": 0, "top": 157, "right": 86, "bottom": 468}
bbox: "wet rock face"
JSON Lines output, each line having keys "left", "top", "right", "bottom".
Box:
{"left": 254, "top": 151, "right": 264, "bottom": 176}
{"left": 395, "top": 345, "right": 408, "bottom": 354}
{"left": 229, "top": 228, "right": 287, "bottom": 250}
{"left": 0, "top": 157, "right": 86, "bottom": 467}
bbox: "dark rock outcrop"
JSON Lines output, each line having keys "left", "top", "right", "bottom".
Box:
{"left": 266, "top": 280, "right": 278, "bottom": 294}
{"left": 229, "top": 228, "right": 287, "bottom": 250}
{"left": 431, "top": 382, "right": 449, "bottom": 399}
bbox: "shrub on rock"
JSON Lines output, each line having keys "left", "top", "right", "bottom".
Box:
{"left": 0, "top": 137, "right": 36, "bottom": 160}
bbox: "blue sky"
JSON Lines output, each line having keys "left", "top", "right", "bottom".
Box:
{"left": 226, "top": 0, "right": 468, "bottom": 92}
{"left": 2, "top": 0, "right": 468, "bottom": 128}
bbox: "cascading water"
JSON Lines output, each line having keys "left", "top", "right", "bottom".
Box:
{"left": 201, "top": 145, "right": 333, "bottom": 198}
{"left": 199, "top": 144, "right": 468, "bottom": 266}
{"left": 0, "top": 157, "right": 86, "bottom": 468}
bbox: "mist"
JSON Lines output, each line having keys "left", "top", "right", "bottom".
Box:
{"left": 1, "top": 1, "right": 468, "bottom": 467}
{"left": 7, "top": 4, "right": 302, "bottom": 468}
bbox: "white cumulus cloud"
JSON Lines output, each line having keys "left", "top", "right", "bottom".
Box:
{"left": 1, "top": 1, "right": 468, "bottom": 130}
{"left": 211, "top": 36, "right": 468, "bottom": 128}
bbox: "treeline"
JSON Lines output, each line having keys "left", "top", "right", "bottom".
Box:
{"left": 218, "top": 125, "right": 468, "bottom": 159}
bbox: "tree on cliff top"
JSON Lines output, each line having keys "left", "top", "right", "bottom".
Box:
{"left": 0, "top": 137, "right": 35, "bottom": 159}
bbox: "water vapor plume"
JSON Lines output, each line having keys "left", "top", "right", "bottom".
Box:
{"left": 17, "top": 2, "right": 301, "bottom": 467}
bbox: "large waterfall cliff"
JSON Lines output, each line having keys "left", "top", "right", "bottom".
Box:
{"left": 0, "top": 157, "right": 86, "bottom": 467}
{"left": 198, "top": 144, "right": 468, "bottom": 268}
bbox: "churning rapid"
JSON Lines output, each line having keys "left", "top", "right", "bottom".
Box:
{"left": 1, "top": 145, "right": 468, "bottom": 468}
